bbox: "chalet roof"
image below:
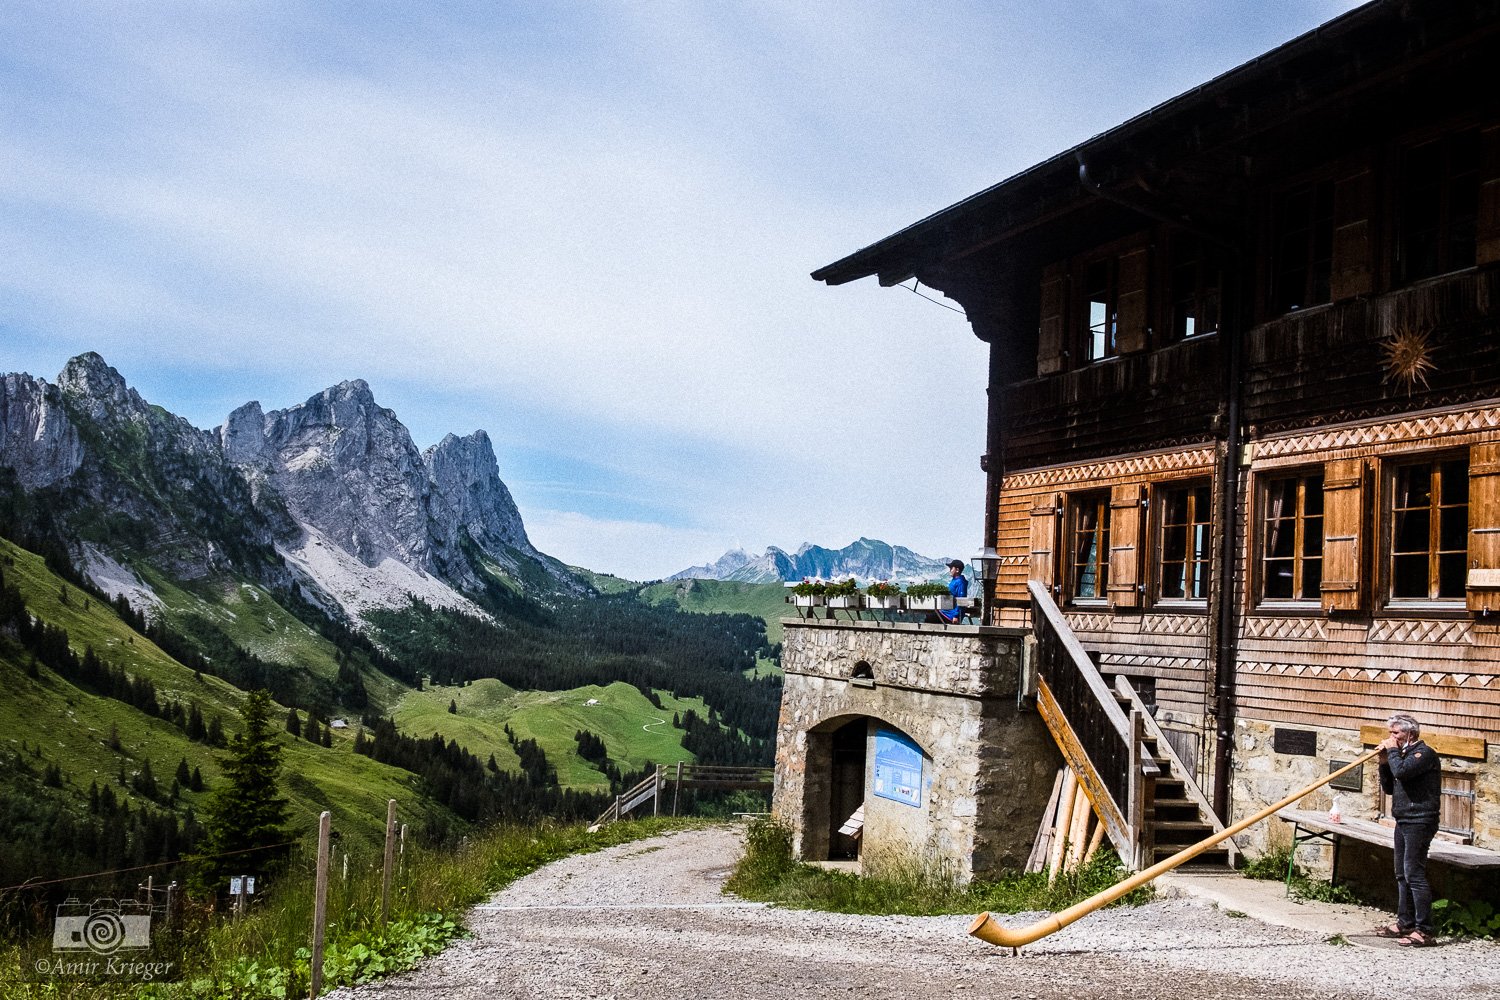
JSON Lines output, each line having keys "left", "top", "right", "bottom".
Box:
{"left": 810, "top": 0, "right": 1490, "bottom": 288}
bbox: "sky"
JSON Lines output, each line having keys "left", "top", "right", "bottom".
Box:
{"left": 0, "top": 0, "right": 1365, "bottom": 581}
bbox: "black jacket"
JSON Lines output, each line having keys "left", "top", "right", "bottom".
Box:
{"left": 1378, "top": 739, "right": 1442, "bottom": 825}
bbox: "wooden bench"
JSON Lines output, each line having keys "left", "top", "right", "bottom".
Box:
{"left": 1276, "top": 808, "right": 1500, "bottom": 893}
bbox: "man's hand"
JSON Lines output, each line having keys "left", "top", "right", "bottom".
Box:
{"left": 1377, "top": 736, "right": 1400, "bottom": 753}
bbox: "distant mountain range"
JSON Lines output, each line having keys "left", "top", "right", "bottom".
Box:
{"left": 672, "top": 537, "right": 952, "bottom": 584}
{"left": 0, "top": 352, "right": 579, "bottom": 623}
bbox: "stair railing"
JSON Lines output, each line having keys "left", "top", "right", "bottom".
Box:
{"left": 1112, "top": 675, "right": 1239, "bottom": 866}
{"left": 1028, "top": 580, "right": 1157, "bottom": 868}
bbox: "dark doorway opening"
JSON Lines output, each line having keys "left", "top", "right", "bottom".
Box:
{"left": 828, "top": 719, "right": 867, "bottom": 859}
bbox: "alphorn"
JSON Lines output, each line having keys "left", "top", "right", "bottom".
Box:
{"left": 969, "top": 746, "right": 1383, "bottom": 949}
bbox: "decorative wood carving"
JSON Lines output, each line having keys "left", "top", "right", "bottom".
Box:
{"left": 1253, "top": 407, "right": 1500, "bottom": 460}
{"left": 1243, "top": 617, "right": 1329, "bottom": 641}
{"left": 1006, "top": 448, "right": 1216, "bottom": 490}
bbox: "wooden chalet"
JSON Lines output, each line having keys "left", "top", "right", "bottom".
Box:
{"left": 814, "top": 0, "right": 1500, "bottom": 866}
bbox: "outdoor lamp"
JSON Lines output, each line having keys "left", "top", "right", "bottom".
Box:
{"left": 970, "top": 546, "right": 999, "bottom": 582}
{"left": 971, "top": 546, "right": 999, "bottom": 625}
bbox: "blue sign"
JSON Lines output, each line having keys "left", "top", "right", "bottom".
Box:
{"left": 872, "top": 729, "right": 923, "bottom": 808}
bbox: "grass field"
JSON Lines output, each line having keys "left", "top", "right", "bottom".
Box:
{"left": 394, "top": 679, "right": 709, "bottom": 790}
{"left": 638, "top": 578, "right": 793, "bottom": 643}
{"left": 0, "top": 538, "right": 445, "bottom": 854}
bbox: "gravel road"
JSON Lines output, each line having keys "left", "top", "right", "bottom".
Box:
{"left": 335, "top": 825, "right": 1500, "bottom": 1000}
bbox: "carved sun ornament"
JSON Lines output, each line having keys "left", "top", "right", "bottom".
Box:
{"left": 1380, "top": 325, "right": 1437, "bottom": 394}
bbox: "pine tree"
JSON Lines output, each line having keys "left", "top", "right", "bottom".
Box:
{"left": 320, "top": 725, "right": 332, "bottom": 749}
{"left": 207, "top": 716, "right": 225, "bottom": 747}
{"left": 191, "top": 690, "right": 291, "bottom": 896}
{"left": 286, "top": 708, "right": 301, "bottom": 738}
{"left": 447, "top": 699, "right": 457, "bottom": 714}
{"left": 187, "top": 704, "right": 207, "bottom": 742}
{"left": 190, "top": 766, "right": 204, "bottom": 792}
{"left": 175, "top": 758, "right": 192, "bottom": 787}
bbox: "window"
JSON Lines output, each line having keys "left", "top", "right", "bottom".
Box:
{"left": 1158, "top": 481, "right": 1211, "bottom": 601}
{"left": 1168, "top": 237, "right": 1221, "bottom": 341}
{"left": 1270, "top": 180, "right": 1334, "bottom": 314}
{"left": 1068, "top": 493, "right": 1111, "bottom": 601}
{"left": 1081, "top": 258, "right": 1118, "bottom": 362}
{"left": 1261, "top": 472, "right": 1324, "bottom": 602}
{"left": 1397, "top": 130, "right": 1480, "bottom": 285}
{"left": 1380, "top": 771, "right": 1475, "bottom": 842}
{"left": 1389, "top": 458, "right": 1468, "bottom": 601}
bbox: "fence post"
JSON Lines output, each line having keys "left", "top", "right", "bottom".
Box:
{"left": 673, "top": 761, "right": 683, "bottom": 817}
{"left": 382, "top": 799, "right": 397, "bottom": 926}
{"left": 310, "top": 811, "right": 331, "bottom": 999}
{"left": 654, "top": 765, "right": 662, "bottom": 816}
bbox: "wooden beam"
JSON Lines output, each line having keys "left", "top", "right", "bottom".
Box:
{"left": 1359, "top": 725, "right": 1486, "bottom": 761}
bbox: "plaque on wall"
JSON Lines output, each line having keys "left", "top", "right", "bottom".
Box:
{"left": 1328, "top": 760, "right": 1364, "bottom": 792}
{"left": 1273, "top": 728, "right": 1318, "bottom": 756}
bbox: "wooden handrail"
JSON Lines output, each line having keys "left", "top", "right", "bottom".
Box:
{"left": 1028, "top": 581, "right": 1151, "bottom": 862}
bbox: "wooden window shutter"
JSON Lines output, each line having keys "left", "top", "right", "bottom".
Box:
{"left": 1115, "top": 245, "right": 1150, "bottom": 354}
{"left": 1478, "top": 124, "right": 1500, "bottom": 267}
{"left": 1321, "top": 458, "right": 1366, "bottom": 612}
{"left": 1107, "top": 484, "right": 1145, "bottom": 607}
{"left": 1028, "top": 493, "right": 1061, "bottom": 592}
{"left": 1037, "top": 262, "right": 1067, "bottom": 376}
{"left": 1331, "top": 156, "right": 1374, "bottom": 300}
{"left": 1466, "top": 443, "right": 1500, "bottom": 613}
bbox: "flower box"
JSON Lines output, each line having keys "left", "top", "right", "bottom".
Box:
{"left": 864, "top": 595, "right": 902, "bottom": 611}
{"left": 793, "top": 594, "right": 826, "bottom": 607}
{"left": 906, "top": 595, "right": 955, "bottom": 611}
{"left": 826, "top": 595, "right": 861, "bottom": 609}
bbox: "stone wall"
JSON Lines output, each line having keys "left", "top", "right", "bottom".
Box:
{"left": 1230, "top": 717, "right": 1498, "bottom": 867}
{"left": 772, "top": 620, "right": 1058, "bottom": 880}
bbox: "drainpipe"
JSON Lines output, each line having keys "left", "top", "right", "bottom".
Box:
{"left": 1211, "top": 273, "right": 1245, "bottom": 821}
{"left": 1075, "top": 154, "right": 1244, "bottom": 820}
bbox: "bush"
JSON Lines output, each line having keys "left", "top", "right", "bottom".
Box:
{"left": 1433, "top": 898, "right": 1500, "bottom": 939}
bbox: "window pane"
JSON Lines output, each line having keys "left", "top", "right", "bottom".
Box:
{"left": 1441, "top": 459, "right": 1469, "bottom": 505}
{"left": 1303, "top": 557, "right": 1322, "bottom": 597}
{"left": 1440, "top": 505, "right": 1467, "bottom": 552}
{"left": 1265, "top": 559, "right": 1295, "bottom": 599}
{"left": 1438, "top": 553, "right": 1466, "bottom": 599}
{"left": 1302, "top": 514, "right": 1323, "bottom": 558}
{"left": 1394, "top": 508, "right": 1430, "bottom": 554}
{"left": 1393, "top": 553, "right": 1430, "bottom": 599}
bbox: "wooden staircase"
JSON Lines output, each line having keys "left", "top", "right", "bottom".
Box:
{"left": 1028, "top": 581, "right": 1236, "bottom": 871}
{"left": 1108, "top": 677, "right": 1237, "bottom": 869}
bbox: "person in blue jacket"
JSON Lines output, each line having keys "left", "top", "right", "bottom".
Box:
{"left": 1374, "top": 713, "right": 1442, "bottom": 947}
{"left": 933, "top": 560, "right": 968, "bottom": 623}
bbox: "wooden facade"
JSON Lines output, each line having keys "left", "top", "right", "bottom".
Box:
{"left": 815, "top": 1, "right": 1500, "bottom": 849}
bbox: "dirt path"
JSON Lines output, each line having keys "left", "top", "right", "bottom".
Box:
{"left": 334, "top": 826, "right": 1500, "bottom": 1000}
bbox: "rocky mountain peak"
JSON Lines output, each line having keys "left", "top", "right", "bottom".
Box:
{"left": 56, "top": 352, "right": 145, "bottom": 424}
{"left": 424, "top": 430, "right": 536, "bottom": 561}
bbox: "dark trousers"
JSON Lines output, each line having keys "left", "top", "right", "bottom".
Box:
{"left": 1393, "top": 820, "right": 1438, "bottom": 933}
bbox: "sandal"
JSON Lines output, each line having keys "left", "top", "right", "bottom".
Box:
{"left": 1397, "top": 929, "right": 1436, "bottom": 948}
{"left": 1373, "top": 923, "right": 1409, "bottom": 938}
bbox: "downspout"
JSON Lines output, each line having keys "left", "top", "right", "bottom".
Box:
{"left": 1076, "top": 155, "right": 1244, "bottom": 820}
{"left": 1212, "top": 271, "right": 1245, "bottom": 820}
